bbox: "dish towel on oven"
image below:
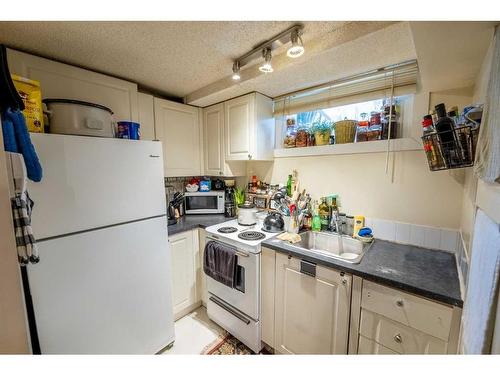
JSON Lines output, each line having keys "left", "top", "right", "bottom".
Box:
{"left": 11, "top": 190, "right": 39, "bottom": 265}
{"left": 203, "top": 240, "right": 236, "bottom": 288}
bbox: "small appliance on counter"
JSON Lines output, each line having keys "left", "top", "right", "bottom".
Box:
{"left": 184, "top": 191, "right": 224, "bottom": 214}
{"left": 43, "top": 98, "right": 115, "bottom": 138}
{"left": 224, "top": 180, "right": 236, "bottom": 218}
{"left": 237, "top": 202, "right": 258, "bottom": 226}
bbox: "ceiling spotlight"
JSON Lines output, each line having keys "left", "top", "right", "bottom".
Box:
{"left": 287, "top": 29, "right": 305, "bottom": 58}
{"left": 232, "top": 61, "right": 241, "bottom": 80}
{"left": 259, "top": 48, "right": 273, "bottom": 73}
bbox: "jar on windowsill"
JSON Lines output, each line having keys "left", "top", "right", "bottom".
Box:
{"left": 295, "top": 127, "right": 310, "bottom": 147}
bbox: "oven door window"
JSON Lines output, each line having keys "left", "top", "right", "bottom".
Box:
{"left": 186, "top": 196, "right": 218, "bottom": 211}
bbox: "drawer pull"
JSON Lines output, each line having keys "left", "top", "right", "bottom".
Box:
{"left": 396, "top": 299, "right": 404, "bottom": 307}
{"left": 342, "top": 279, "right": 347, "bottom": 285}
{"left": 394, "top": 334, "right": 402, "bottom": 343}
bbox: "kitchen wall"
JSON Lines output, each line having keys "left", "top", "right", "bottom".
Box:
{"left": 248, "top": 150, "right": 464, "bottom": 229}
{"left": 459, "top": 35, "right": 494, "bottom": 256}
{"left": 0, "top": 127, "right": 30, "bottom": 353}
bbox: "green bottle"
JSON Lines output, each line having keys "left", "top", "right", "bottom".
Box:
{"left": 286, "top": 174, "right": 292, "bottom": 197}
{"left": 311, "top": 201, "right": 321, "bottom": 232}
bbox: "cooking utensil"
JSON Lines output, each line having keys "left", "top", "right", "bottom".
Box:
{"left": 237, "top": 202, "right": 257, "bottom": 226}
{"left": 262, "top": 212, "right": 285, "bottom": 233}
{"left": 43, "top": 98, "right": 115, "bottom": 138}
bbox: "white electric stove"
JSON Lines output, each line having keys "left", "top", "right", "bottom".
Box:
{"left": 204, "top": 218, "right": 282, "bottom": 353}
{"left": 205, "top": 219, "right": 280, "bottom": 253}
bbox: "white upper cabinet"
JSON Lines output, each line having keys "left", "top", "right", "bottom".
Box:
{"left": 202, "top": 103, "right": 246, "bottom": 176}
{"left": 203, "top": 103, "right": 224, "bottom": 175}
{"left": 224, "top": 92, "right": 274, "bottom": 161}
{"left": 137, "top": 92, "right": 156, "bottom": 141}
{"left": 154, "top": 98, "right": 201, "bottom": 177}
{"left": 7, "top": 49, "right": 139, "bottom": 122}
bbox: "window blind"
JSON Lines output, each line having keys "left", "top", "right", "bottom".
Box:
{"left": 273, "top": 60, "right": 419, "bottom": 117}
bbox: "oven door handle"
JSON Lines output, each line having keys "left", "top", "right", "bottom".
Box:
{"left": 209, "top": 296, "right": 251, "bottom": 325}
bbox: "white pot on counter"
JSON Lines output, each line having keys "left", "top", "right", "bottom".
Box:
{"left": 237, "top": 202, "right": 257, "bottom": 226}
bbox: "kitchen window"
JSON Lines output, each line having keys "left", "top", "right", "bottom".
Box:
{"left": 281, "top": 95, "right": 413, "bottom": 148}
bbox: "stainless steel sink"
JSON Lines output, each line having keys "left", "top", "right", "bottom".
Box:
{"left": 288, "top": 231, "right": 373, "bottom": 264}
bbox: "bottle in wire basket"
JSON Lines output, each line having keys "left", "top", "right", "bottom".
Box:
{"left": 422, "top": 115, "right": 441, "bottom": 169}
{"left": 434, "top": 103, "right": 460, "bottom": 167}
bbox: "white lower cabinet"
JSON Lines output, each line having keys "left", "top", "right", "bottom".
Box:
{"left": 261, "top": 247, "right": 276, "bottom": 348}
{"left": 169, "top": 229, "right": 200, "bottom": 320}
{"left": 274, "top": 253, "right": 352, "bottom": 354}
{"left": 358, "top": 336, "right": 398, "bottom": 354}
{"left": 357, "top": 280, "right": 461, "bottom": 354}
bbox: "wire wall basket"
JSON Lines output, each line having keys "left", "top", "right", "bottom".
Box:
{"left": 421, "top": 125, "right": 479, "bottom": 171}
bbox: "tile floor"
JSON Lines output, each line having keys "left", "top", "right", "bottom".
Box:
{"left": 163, "top": 306, "right": 225, "bottom": 354}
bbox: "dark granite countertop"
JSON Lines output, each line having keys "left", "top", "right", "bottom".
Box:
{"left": 167, "top": 214, "right": 233, "bottom": 236}
{"left": 263, "top": 237, "right": 463, "bottom": 307}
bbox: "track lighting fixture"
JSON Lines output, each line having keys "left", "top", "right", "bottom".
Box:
{"left": 232, "top": 61, "right": 241, "bottom": 80}
{"left": 287, "top": 29, "right": 305, "bottom": 58}
{"left": 230, "top": 24, "right": 304, "bottom": 80}
{"left": 258, "top": 48, "right": 273, "bottom": 73}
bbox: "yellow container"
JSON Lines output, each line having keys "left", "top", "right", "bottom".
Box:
{"left": 353, "top": 215, "right": 365, "bottom": 238}
{"left": 11, "top": 74, "right": 44, "bottom": 133}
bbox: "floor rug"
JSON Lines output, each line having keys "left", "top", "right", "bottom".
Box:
{"left": 202, "top": 332, "right": 270, "bottom": 355}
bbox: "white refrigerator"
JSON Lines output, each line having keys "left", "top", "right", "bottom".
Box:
{"left": 9, "top": 133, "right": 175, "bottom": 354}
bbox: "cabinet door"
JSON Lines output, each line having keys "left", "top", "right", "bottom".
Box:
{"left": 169, "top": 231, "right": 197, "bottom": 320}
{"left": 261, "top": 247, "right": 276, "bottom": 348}
{"left": 154, "top": 98, "right": 201, "bottom": 177}
{"left": 274, "top": 253, "right": 351, "bottom": 354}
{"left": 203, "top": 103, "right": 224, "bottom": 175}
{"left": 224, "top": 94, "right": 254, "bottom": 160}
{"left": 198, "top": 230, "right": 208, "bottom": 306}
{"left": 137, "top": 93, "right": 156, "bottom": 141}
{"left": 7, "top": 49, "right": 138, "bottom": 122}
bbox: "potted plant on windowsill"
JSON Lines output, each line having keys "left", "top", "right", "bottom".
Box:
{"left": 311, "top": 121, "right": 332, "bottom": 146}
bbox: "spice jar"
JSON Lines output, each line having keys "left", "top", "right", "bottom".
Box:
{"left": 283, "top": 117, "right": 297, "bottom": 148}
{"left": 295, "top": 127, "right": 309, "bottom": 147}
{"left": 355, "top": 122, "right": 368, "bottom": 142}
{"left": 370, "top": 111, "right": 381, "bottom": 126}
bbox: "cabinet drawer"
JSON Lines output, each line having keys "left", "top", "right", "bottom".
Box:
{"left": 361, "top": 281, "right": 453, "bottom": 341}
{"left": 360, "top": 309, "right": 448, "bottom": 354}
{"left": 358, "top": 335, "right": 399, "bottom": 354}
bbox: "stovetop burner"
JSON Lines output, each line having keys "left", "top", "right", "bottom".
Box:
{"left": 238, "top": 231, "right": 266, "bottom": 241}
{"left": 217, "top": 226, "right": 238, "bottom": 234}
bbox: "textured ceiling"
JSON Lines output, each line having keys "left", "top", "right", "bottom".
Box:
{"left": 186, "top": 22, "right": 416, "bottom": 106}
{"left": 0, "top": 21, "right": 347, "bottom": 100}
{"left": 0, "top": 21, "right": 492, "bottom": 108}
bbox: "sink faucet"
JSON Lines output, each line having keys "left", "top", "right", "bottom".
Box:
{"left": 329, "top": 205, "right": 343, "bottom": 235}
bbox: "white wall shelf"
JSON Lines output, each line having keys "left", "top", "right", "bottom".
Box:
{"left": 273, "top": 138, "right": 422, "bottom": 158}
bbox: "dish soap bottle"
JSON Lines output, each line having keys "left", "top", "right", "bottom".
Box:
{"left": 311, "top": 201, "right": 321, "bottom": 232}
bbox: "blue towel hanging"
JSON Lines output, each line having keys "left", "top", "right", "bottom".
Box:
{"left": 1, "top": 108, "right": 42, "bottom": 182}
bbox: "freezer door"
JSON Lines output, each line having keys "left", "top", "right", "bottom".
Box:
{"left": 28, "top": 133, "right": 166, "bottom": 240}
{"left": 27, "top": 216, "right": 174, "bottom": 354}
